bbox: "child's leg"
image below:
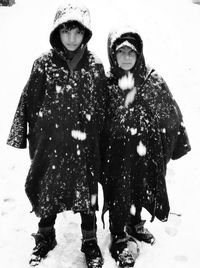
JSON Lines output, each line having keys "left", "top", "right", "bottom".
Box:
{"left": 29, "top": 215, "right": 57, "bottom": 266}
{"left": 80, "top": 211, "right": 103, "bottom": 267}
{"left": 109, "top": 204, "right": 137, "bottom": 267}
{"left": 38, "top": 214, "right": 57, "bottom": 229}
{"left": 109, "top": 202, "right": 128, "bottom": 236}
{"left": 80, "top": 211, "right": 97, "bottom": 240}
{"left": 126, "top": 205, "right": 155, "bottom": 244}
{"left": 129, "top": 205, "right": 142, "bottom": 225}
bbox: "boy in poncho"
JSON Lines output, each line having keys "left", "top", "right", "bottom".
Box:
{"left": 7, "top": 1, "right": 106, "bottom": 267}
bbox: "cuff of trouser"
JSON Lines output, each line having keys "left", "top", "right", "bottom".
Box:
{"left": 81, "top": 229, "right": 97, "bottom": 242}
{"left": 38, "top": 226, "right": 55, "bottom": 234}
{"left": 111, "top": 232, "right": 128, "bottom": 242}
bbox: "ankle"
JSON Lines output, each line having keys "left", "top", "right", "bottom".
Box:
{"left": 81, "top": 229, "right": 97, "bottom": 242}
{"left": 38, "top": 226, "right": 55, "bottom": 234}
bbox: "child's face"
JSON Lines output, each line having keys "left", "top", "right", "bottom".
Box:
{"left": 60, "top": 27, "right": 84, "bottom": 51}
{"left": 116, "top": 46, "right": 137, "bottom": 71}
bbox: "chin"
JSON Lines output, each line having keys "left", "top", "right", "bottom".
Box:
{"left": 67, "top": 48, "right": 77, "bottom": 51}
{"left": 121, "top": 65, "right": 133, "bottom": 71}
{"left": 122, "top": 67, "right": 132, "bottom": 71}
{"left": 66, "top": 46, "right": 78, "bottom": 51}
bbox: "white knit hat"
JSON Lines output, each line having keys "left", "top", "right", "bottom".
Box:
{"left": 116, "top": 40, "right": 137, "bottom": 52}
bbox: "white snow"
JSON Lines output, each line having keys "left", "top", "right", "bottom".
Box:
{"left": 118, "top": 72, "right": 135, "bottom": 90}
{"left": 118, "top": 72, "right": 137, "bottom": 107}
{"left": 136, "top": 141, "right": 147, "bottom": 156}
{"left": 124, "top": 87, "right": 137, "bottom": 107}
{"left": 71, "top": 130, "right": 87, "bottom": 140}
{"left": 91, "top": 194, "right": 97, "bottom": 206}
{"left": 56, "top": 85, "right": 62, "bottom": 94}
{"left": 130, "top": 204, "right": 136, "bottom": 216}
{"left": 85, "top": 114, "right": 91, "bottom": 121}
{"left": 1, "top": 0, "right": 200, "bottom": 267}
{"left": 130, "top": 128, "right": 137, "bottom": 136}
{"left": 109, "top": 25, "right": 137, "bottom": 47}
{"left": 38, "top": 111, "right": 43, "bottom": 117}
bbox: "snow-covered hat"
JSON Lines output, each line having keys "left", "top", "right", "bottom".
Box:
{"left": 116, "top": 40, "right": 137, "bottom": 52}
{"left": 50, "top": 0, "right": 92, "bottom": 49}
{"left": 52, "top": 0, "right": 91, "bottom": 33}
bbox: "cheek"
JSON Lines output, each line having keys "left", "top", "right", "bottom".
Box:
{"left": 132, "top": 57, "right": 137, "bottom": 66}
{"left": 77, "top": 35, "right": 84, "bottom": 44}
{"left": 60, "top": 33, "right": 66, "bottom": 44}
{"left": 116, "top": 55, "right": 122, "bottom": 66}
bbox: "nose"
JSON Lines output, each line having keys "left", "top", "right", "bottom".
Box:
{"left": 124, "top": 53, "right": 130, "bottom": 59}
{"left": 68, "top": 32, "right": 76, "bottom": 43}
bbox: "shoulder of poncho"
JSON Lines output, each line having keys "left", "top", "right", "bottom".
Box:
{"left": 106, "top": 71, "right": 118, "bottom": 86}
{"left": 30, "top": 50, "right": 55, "bottom": 74}
{"left": 106, "top": 70, "right": 111, "bottom": 78}
{"left": 106, "top": 73, "right": 117, "bottom": 91}
{"left": 33, "top": 50, "right": 53, "bottom": 67}
{"left": 88, "top": 50, "right": 103, "bottom": 66}
{"left": 147, "top": 68, "right": 175, "bottom": 102}
{"left": 150, "top": 68, "right": 165, "bottom": 84}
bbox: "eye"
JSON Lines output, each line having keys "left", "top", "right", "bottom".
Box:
{"left": 76, "top": 29, "right": 84, "bottom": 35}
{"left": 129, "top": 51, "right": 136, "bottom": 56}
{"left": 60, "top": 28, "right": 69, "bottom": 34}
{"left": 116, "top": 49, "right": 123, "bottom": 55}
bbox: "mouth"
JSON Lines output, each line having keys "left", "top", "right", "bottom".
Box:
{"left": 64, "top": 44, "right": 79, "bottom": 51}
{"left": 121, "top": 63, "right": 132, "bottom": 67}
{"left": 67, "top": 44, "right": 78, "bottom": 48}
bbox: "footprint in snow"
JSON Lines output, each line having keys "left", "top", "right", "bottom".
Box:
{"left": 165, "top": 213, "right": 182, "bottom": 237}
{"left": 174, "top": 255, "right": 188, "bottom": 262}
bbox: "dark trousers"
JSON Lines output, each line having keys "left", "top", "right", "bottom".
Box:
{"left": 128, "top": 205, "right": 142, "bottom": 226}
{"left": 38, "top": 212, "right": 97, "bottom": 232}
{"left": 109, "top": 204, "right": 142, "bottom": 236}
{"left": 109, "top": 203, "right": 129, "bottom": 236}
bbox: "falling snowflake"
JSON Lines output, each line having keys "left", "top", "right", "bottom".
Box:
{"left": 130, "top": 204, "right": 136, "bottom": 215}
{"left": 71, "top": 130, "right": 86, "bottom": 140}
{"left": 38, "top": 111, "right": 43, "bottom": 117}
{"left": 124, "top": 87, "right": 137, "bottom": 107}
{"left": 91, "top": 194, "right": 97, "bottom": 206}
{"left": 137, "top": 141, "right": 146, "bottom": 156}
{"left": 130, "top": 128, "right": 137, "bottom": 135}
{"left": 86, "top": 114, "right": 91, "bottom": 121}
{"left": 56, "top": 85, "right": 62, "bottom": 93}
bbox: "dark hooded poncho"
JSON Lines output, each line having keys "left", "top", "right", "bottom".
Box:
{"left": 100, "top": 26, "right": 191, "bottom": 223}
{"left": 7, "top": 1, "right": 106, "bottom": 218}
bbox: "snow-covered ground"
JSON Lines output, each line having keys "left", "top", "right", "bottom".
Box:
{"left": 1, "top": 0, "right": 200, "bottom": 267}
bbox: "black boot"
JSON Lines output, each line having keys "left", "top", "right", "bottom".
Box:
{"left": 110, "top": 233, "right": 138, "bottom": 267}
{"left": 126, "top": 220, "right": 155, "bottom": 245}
{"left": 29, "top": 227, "right": 57, "bottom": 266}
{"left": 81, "top": 238, "right": 104, "bottom": 268}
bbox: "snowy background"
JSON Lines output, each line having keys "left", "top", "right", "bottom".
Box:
{"left": 0, "top": 0, "right": 200, "bottom": 267}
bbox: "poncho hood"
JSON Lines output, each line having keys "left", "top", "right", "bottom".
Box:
{"left": 107, "top": 25, "right": 147, "bottom": 83}
{"left": 50, "top": 0, "right": 92, "bottom": 52}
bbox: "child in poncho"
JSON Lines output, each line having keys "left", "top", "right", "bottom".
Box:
{"left": 7, "top": 1, "right": 106, "bottom": 267}
{"left": 100, "top": 25, "right": 191, "bottom": 267}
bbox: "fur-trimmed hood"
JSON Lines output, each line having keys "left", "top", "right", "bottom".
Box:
{"left": 50, "top": 0, "right": 92, "bottom": 51}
